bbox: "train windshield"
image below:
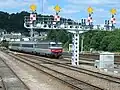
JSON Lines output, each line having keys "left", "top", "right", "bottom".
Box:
{"left": 51, "top": 44, "right": 62, "bottom": 47}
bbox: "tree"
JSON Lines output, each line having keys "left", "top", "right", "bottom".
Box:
{"left": 100, "top": 35, "right": 116, "bottom": 51}
{"left": 107, "top": 36, "right": 120, "bottom": 52}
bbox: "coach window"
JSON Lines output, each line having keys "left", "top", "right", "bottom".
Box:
{"left": 35, "top": 44, "right": 40, "bottom": 48}
{"left": 12, "top": 44, "right": 19, "bottom": 46}
{"left": 28, "top": 44, "right": 33, "bottom": 47}
{"left": 22, "top": 44, "right": 33, "bottom": 47}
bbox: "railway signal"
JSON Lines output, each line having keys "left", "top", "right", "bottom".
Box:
{"left": 54, "top": 15, "right": 60, "bottom": 21}
{"left": 104, "top": 20, "right": 110, "bottom": 30}
{"left": 30, "top": 4, "right": 37, "bottom": 23}
{"left": 87, "top": 7, "right": 93, "bottom": 28}
{"left": 110, "top": 8, "right": 117, "bottom": 29}
{"left": 30, "top": 14, "right": 36, "bottom": 23}
{"left": 53, "top": 5, "right": 61, "bottom": 24}
{"left": 53, "top": 15, "right": 60, "bottom": 24}
{"left": 29, "top": 4, "right": 37, "bottom": 41}
{"left": 87, "top": 15, "right": 93, "bottom": 23}
{"left": 81, "top": 19, "right": 86, "bottom": 26}
{"left": 105, "top": 20, "right": 108, "bottom": 25}
{"left": 111, "top": 16, "right": 116, "bottom": 24}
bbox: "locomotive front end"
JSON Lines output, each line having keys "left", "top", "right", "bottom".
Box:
{"left": 50, "top": 42, "right": 63, "bottom": 58}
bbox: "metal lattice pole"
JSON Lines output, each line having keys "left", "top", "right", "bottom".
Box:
{"left": 30, "top": 24, "right": 34, "bottom": 41}
{"left": 72, "top": 32, "right": 79, "bottom": 66}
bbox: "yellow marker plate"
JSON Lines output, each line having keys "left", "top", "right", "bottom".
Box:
{"left": 110, "top": 8, "right": 116, "bottom": 15}
{"left": 54, "top": 5, "right": 61, "bottom": 12}
{"left": 30, "top": 4, "right": 37, "bottom": 11}
{"left": 87, "top": 7, "right": 93, "bottom": 14}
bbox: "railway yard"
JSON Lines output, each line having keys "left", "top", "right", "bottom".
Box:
{"left": 0, "top": 50, "right": 120, "bottom": 90}
{"left": 0, "top": 0, "right": 120, "bottom": 90}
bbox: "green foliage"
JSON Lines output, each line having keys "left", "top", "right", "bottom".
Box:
{"left": 100, "top": 35, "right": 116, "bottom": 51}
{"left": 46, "top": 29, "right": 120, "bottom": 52}
{"left": 46, "top": 29, "right": 72, "bottom": 49}
{"left": 0, "top": 40, "right": 9, "bottom": 48}
{"left": 83, "top": 30, "right": 120, "bottom": 52}
{"left": 0, "top": 11, "right": 29, "bottom": 34}
{"left": 90, "top": 31, "right": 107, "bottom": 50}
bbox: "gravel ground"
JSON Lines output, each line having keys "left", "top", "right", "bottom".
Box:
{"left": 0, "top": 76, "right": 4, "bottom": 90}
{"left": 0, "top": 51, "right": 74, "bottom": 90}
{"left": 79, "top": 65, "right": 120, "bottom": 77}
{"left": 12, "top": 52, "right": 120, "bottom": 90}
{"left": 40, "top": 63, "right": 120, "bottom": 90}
{"left": 3, "top": 51, "right": 120, "bottom": 90}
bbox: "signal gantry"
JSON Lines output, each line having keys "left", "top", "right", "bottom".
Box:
{"left": 24, "top": 4, "right": 117, "bottom": 66}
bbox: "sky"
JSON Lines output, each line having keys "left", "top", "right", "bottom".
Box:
{"left": 0, "top": 0, "right": 120, "bottom": 27}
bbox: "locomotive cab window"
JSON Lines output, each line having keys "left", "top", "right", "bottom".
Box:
{"left": 50, "top": 44, "right": 62, "bottom": 47}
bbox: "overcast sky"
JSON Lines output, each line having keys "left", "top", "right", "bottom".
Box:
{"left": 0, "top": 0, "right": 120, "bottom": 26}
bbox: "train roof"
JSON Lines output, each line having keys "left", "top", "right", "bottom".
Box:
{"left": 9, "top": 41, "right": 62, "bottom": 44}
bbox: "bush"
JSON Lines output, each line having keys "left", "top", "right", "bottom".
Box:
{"left": 0, "top": 40, "right": 9, "bottom": 49}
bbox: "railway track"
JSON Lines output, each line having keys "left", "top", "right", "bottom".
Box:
{"left": 9, "top": 53, "right": 120, "bottom": 89}
{"left": 9, "top": 53, "right": 104, "bottom": 90}
{"left": 64, "top": 55, "right": 120, "bottom": 66}
{"left": 64, "top": 57, "right": 95, "bottom": 66}
{"left": 63, "top": 56, "right": 95, "bottom": 62}
{"left": 0, "top": 57, "right": 30, "bottom": 90}
{"left": 17, "top": 54, "right": 120, "bottom": 84}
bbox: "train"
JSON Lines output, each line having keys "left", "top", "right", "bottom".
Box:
{"left": 8, "top": 41, "right": 63, "bottom": 58}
